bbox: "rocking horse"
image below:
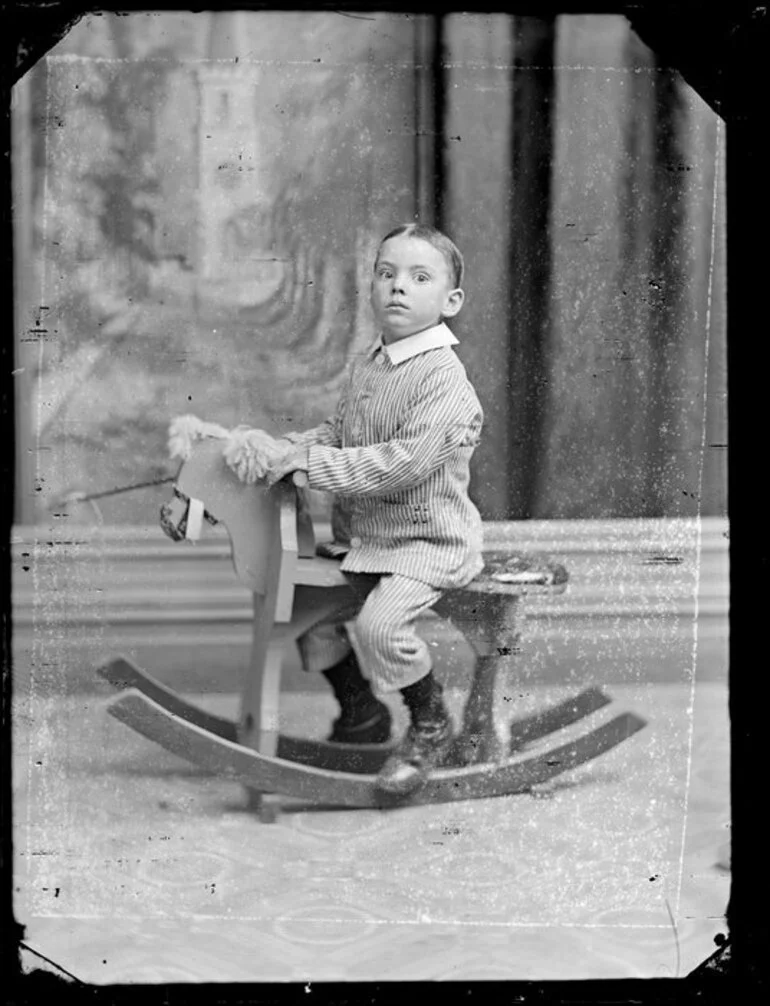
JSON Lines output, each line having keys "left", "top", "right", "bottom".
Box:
{"left": 98, "top": 437, "right": 647, "bottom": 822}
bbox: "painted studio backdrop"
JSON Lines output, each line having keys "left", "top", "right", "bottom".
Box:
{"left": 13, "top": 10, "right": 727, "bottom": 526}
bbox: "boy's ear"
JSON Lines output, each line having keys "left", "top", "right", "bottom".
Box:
{"left": 442, "top": 287, "right": 465, "bottom": 318}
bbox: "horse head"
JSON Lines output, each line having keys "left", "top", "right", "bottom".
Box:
{"left": 159, "top": 438, "right": 293, "bottom": 596}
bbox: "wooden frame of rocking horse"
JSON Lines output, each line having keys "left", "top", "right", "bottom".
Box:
{"left": 98, "top": 438, "right": 646, "bottom": 822}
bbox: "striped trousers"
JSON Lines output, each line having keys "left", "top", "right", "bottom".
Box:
{"left": 296, "top": 573, "right": 443, "bottom": 694}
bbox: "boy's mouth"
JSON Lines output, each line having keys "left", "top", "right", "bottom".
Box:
{"left": 386, "top": 302, "right": 409, "bottom": 310}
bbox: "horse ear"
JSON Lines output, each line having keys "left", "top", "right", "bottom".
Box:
{"left": 176, "top": 439, "right": 282, "bottom": 596}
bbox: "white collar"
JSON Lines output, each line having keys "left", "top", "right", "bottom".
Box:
{"left": 372, "top": 322, "right": 459, "bottom": 366}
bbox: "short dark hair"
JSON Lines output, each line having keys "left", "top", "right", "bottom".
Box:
{"left": 377, "top": 223, "right": 464, "bottom": 288}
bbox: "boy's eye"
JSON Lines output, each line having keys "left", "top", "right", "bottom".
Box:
{"left": 415, "top": 273, "right": 430, "bottom": 283}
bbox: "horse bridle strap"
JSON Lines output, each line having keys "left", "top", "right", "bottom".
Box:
{"left": 159, "top": 486, "right": 218, "bottom": 543}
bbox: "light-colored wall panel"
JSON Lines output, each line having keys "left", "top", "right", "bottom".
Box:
{"left": 12, "top": 517, "right": 728, "bottom": 695}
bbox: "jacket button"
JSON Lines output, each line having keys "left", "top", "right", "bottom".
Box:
{"left": 350, "top": 536, "right": 362, "bottom": 548}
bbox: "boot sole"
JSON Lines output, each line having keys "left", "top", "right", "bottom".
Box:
{"left": 328, "top": 711, "right": 393, "bottom": 745}
{"left": 375, "top": 733, "right": 455, "bottom": 795}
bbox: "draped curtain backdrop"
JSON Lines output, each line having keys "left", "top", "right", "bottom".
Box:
{"left": 13, "top": 11, "right": 726, "bottom": 524}
{"left": 440, "top": 13, "right": 726, "bottom": 520}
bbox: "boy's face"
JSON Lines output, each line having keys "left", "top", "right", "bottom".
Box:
{"left": 371, "top": 235, "right": 464, "bottom": 342}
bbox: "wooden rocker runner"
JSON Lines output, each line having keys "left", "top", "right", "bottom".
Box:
{"left": 98, "top": 438, "right": 647, "bottom": 821}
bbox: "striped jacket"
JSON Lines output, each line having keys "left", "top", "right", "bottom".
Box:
{"left": 285, "top": 323, "right": 484, "bottom": 589}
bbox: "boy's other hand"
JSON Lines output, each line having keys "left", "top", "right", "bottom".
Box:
{"left": 265, "top": 444, "right": 310, "bottom": 486}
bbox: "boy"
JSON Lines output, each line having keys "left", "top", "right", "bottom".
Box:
{"left": 227, "top": 223, "right": 484, "bottom": 795}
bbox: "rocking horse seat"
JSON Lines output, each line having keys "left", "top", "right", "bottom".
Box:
{"left": 316, "top": 539, "right": 569, "bottom": 591}
{"left": 98, "top": 437, "right": 647, "bottom": 821}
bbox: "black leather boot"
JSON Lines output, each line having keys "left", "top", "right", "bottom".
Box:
{"left": 376, "top": 671, "right": 454, "bottom": 795}
{"left": 322, "top": 652, "right": 392, "bottom": 745}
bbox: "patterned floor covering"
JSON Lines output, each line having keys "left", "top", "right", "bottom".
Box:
{"left": 13, "top": 676, "right": 729, "bottom": 984}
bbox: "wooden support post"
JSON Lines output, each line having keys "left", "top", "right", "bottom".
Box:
{"left": 238, "top": 482, "right": 302, "bottom": 822}
{"left": 457, "top": 656, "right": 508, "bottom": 765}
{"left": 433, "top": 589, "right": 525, "bottom": 766}
{"left": 240, "top": 585, "right": 283, "bottom": 823}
